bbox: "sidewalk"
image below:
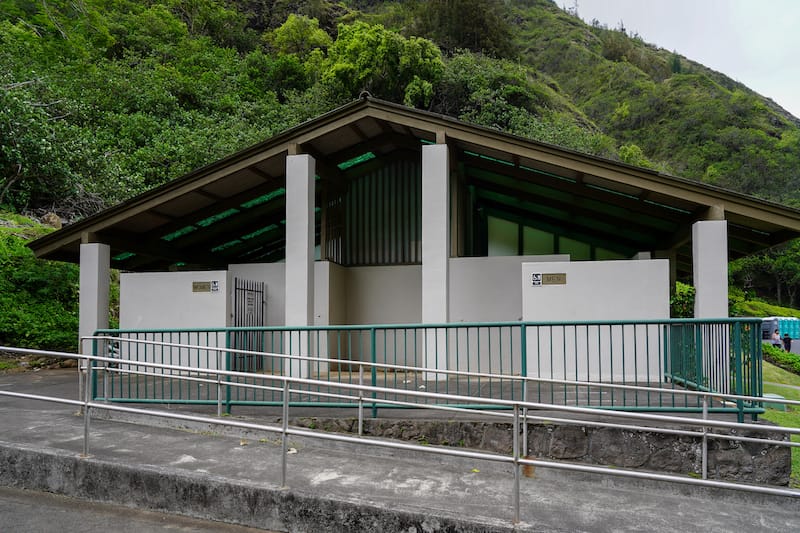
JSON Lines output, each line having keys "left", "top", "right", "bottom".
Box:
{"left": 1, "top": 369, "right": 799, "bottom": 532}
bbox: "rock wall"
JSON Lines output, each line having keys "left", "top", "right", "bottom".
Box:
{"left": 293, "top": 417, "right": 791, "bottom": 486}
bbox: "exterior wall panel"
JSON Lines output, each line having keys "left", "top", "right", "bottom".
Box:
{"left": 342, "top": 160, "right": 421, "bottom": 266}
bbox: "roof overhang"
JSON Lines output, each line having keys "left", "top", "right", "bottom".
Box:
{"left": 29, "top": 96, "right": 800, "bottom": 276}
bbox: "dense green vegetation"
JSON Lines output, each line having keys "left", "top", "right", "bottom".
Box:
{"left": 761, "top": 358, "right": 800, "bottom": 488}
{"left": 5, "top": 0, "right": 797, "bottom": 217}
{"left": 513, "top": 0, "right": 800, "bottom": 203}
{"left": 0, "top": 212, "right": 78, "bottom": 351}
{"left": 3, "top": 0, "right": 800, "bottom": 350}
{"left": 730, "top": 241, "right": 800, "bottom": 309}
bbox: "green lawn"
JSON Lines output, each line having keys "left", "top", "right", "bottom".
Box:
{"left": 760, "top": 361, "right": 800, "bottom": 488}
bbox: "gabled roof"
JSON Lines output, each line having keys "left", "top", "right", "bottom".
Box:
{"left": 29, "top": 96, "right": 800, "bottom": 275}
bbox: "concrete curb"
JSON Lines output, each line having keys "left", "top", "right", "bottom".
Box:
{"left": 91, "top": 406, "right": 800, "bottom": 509}
{"left": 0, "top": 441, "right": 529, "bottom": 533}
{"left": 4, "top": 370, "right": 799, "bottom": 531}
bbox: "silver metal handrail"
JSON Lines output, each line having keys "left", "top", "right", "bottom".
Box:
{"left": 1, "top": 342, "right": 799, "bottom": 527}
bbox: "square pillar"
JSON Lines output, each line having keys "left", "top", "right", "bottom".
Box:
{"left": 79, "top": 243, "right": 110, "bottom": 354}
{"left": 422, "top": 144, "right": 449, "bottom": 380}
{"left": 692, "top": 220, "right": 728, "bottom": 318}
{"left": 285, "top": 154, "right": 315, "bottom": 378}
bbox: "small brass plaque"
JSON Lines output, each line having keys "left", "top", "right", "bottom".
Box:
{"left": 542, "top": 273, "right": 567, "bottom": 285}
{"left": 192, "top": 281, "right": 212, "bottom": 292}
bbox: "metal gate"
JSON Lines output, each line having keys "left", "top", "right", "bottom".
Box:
{"left": 232, "top": 278, "right": 266, "bottom": 371}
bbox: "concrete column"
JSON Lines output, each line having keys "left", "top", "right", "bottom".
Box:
{"left": 422, "top": 144, "right": 449, "bottom": 380}
{"left": 692, "top": 220, "right": 728, "bottom": 318}
{"left": 285, "top": 154, "right": 315, "bottom": 378}
{"left": 79, "top": 243, "right": 110, "bottom": 354}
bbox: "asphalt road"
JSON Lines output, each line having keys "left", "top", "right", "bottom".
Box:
{"left": 0, "top": 486, "right": 274, "bottom": 533}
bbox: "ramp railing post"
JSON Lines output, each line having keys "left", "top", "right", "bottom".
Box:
{"left": 82, "top": 354, "right": 93, "bottom": 457}
{"left": 281, "top": 380, "right": 289, "bottom": 488}
{"left": 371, "top": 327, "right": 378, "bottom": 419}
{"left": 520, "top": 324, "right": 528, "bottom": 458}
{"left": 358, "top": 365, "right": 364, "bottom": 436}
{"left": 102, "top": 337, "right": 109, "bottom": 403}
{"left": 513, "top": 403, "right": 520, "bottom": 524}
{"left": 702, "top": 395, "right": 709, "bottom": 480}
{"left": 216, "top": 347, "right": 223, "bottom": 418}
{"left": 225, "top": 330, "right": 232, "bottom": 415}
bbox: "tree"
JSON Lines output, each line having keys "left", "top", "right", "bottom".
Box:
{"left": 0, "top": 79, "right": 83, "bottom": 211}
{"left": 730, "top": 240, "right": 800, "bottom": 308}
{"left": 165, "top": 0, "right": 257, "bottom": 51}
{"left": 412, "top": 0, "right": 514, "bottom": 58}
{"left": 268, "top": 13, "right": 331, "bottom": 57}
{"left": 618, "top": 143, "right": 655, "bottom": 169}
{"left": 322, "top": 22, "right": 443, "bottom": 107}
{"left": 434, "top": 50, "right": 548, "bottom": 117}
{"left": 670, "top": 51, "right": 681, "bottom": 74}
{"left": 772, "top": 242, "right": 800, "bottom": 308}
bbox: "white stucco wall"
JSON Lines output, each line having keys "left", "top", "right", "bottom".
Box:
{"left": 119, "top": 271, "right": 229, "bottom": 369}
{"left": 521, "top": 260, "right": 669, "bottom": 381}
{"left": 344, "top": 265, "right": 422, "bottom": 324}
{"left": 328, "top": 262, "right": 347, "bottom": 326}
{"left": 120, "top": 271, "right": 229, "bottom": 329}
{"left": 116, "top": 256, "right": 670, "bottom": 380}
{"left": 449, "top": 255, "right": 568, "bottom": 322}
{"left": 445, "top": 255, "right": 569, "bottom": 374}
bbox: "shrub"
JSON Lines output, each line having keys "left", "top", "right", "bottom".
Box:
{"left": 763, "top": 344, "right": 800, "bottom": 375}
{"left": 670, "top": 282, "right": 695, "bottom": 318}
{"left": 0, "top": 219, "right": 79, "bottom": 352}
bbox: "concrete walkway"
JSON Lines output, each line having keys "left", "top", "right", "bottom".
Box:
{"left": 1, "top": 369, "right": 799, "bottom": 532}
{"left": 765, "top": 380, "right": 800, "bottom": 392}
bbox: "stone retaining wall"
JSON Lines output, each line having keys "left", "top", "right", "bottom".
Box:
{"left": 293, "top": 417, "right": 791, "bottom": 486}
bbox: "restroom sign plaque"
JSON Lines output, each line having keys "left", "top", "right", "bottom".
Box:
{"left": 531, "top": 273, "right": 567, "bottom": 286}
{"left": 193, "top": 281, "right": 211, "bottom": 292}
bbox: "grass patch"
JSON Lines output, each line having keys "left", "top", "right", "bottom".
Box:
{"left": 761, "top": 361, "right": 800, "bottom": 488}
{"left": 737, "top": 300, "right": 800, "bottom": 319}
{"left": 0, "top": 360, "right": 19, "bottom": 372}
{"left": 763, "top": 360, "right": 800, "bottom": 396}
{"left": 0, "top": 211, "right": 54, "bottom": 240}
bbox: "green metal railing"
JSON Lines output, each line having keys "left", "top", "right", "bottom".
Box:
{"left": 91, "top": 318, "right": 763, "bottom": 420}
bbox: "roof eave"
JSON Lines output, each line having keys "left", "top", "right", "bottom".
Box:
{"left": 29, "top": 96, "right": 800, "bottom": 260}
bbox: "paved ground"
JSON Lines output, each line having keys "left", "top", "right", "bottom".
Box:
{"left": 0, "top": 486, "right": 273, "bottom": 533}
{"left": 1, "top": 369, "right": 799, "bottom": 532}
{"left": 765, "top": 380, "right": 800, "bottom": 392}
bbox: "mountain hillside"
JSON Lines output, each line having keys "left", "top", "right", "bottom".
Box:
{"left": 3, "top": 0, "right": 800, "bottom": 349}
{"left": 508, "top": 0, "right": 800, "bottom": 203}
{"left": 2, "top": 0, "right": 800, "bottom": 218}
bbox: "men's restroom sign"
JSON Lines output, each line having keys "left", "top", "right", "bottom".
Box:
{"left": 531, "top": 272, "right": 567, "bottom": 286}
